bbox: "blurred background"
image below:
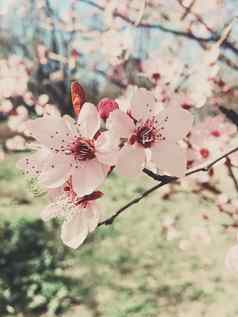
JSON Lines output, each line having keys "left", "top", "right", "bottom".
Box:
{"left": 1, "top": 0, "right": 238, "bottom": 316}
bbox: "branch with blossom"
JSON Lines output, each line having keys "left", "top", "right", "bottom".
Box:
{"left": 99, "top": 145, "right": 238, "bottom": 227}
{"left": 17, "top": 81, "right": 193, "bottom": 248}
{"left": 17, "top": 76, "right": 238, "bottom": 251}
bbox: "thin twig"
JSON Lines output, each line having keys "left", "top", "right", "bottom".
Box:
{"left": 98, "top": 146, "right": 238, "bottom": 227}
{"left": 226, "top": 158, "right": 238, "bottom": 192}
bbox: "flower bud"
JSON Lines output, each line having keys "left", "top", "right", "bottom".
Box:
{"left": 97, "top": 98, "right": 119, "bottom": 121}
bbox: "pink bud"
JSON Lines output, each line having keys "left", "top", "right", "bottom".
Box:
{"left": 97, "top": 98, "right": 119, "bottom": 121}
{"left": 200, "top": 148, "right": 210, "bottom": 159}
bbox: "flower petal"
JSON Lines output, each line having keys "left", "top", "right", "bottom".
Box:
{"left": 72, "top": 159, "right": 106, "bottom": 196}
{"left": 115, "top": 144, "right": 146, "bottom": 178}
{"left": 17, "top": 147, "right": 51, "bottom": 178}
{"left": 41, "top": 203, "right": 61, "bottom": 222}
{"left": 130, "top": 88, "right": 156, "bottom": 120}
{"left": 63, "top": 115, "right": 79, "bottom": 136}
{"left": 86, "top": 203, "right": 100, "bottom": 232}
{"left": 157, "top": 107, "right": 193, "bottom": 142}
{"left": 95, "top": 132, "right": 119, "bottom": 165}
{"left": 225, "top": 244, "right": 238, "bottom": 273}
{"left": 106, "top": 109, "right": 134, "bottom": 139}
{"left": 39, "top": 153, "right": 72, "bottom": 188}
{"left": 151, "top": 142, "right": 186, "bottom": 177}
{"left": 77, "top": 102, "right": 100, "bottom": 139}
{"left": 61, "top": 211, "right": 88, "bottom": 249}
{"left": 25, "top": 115, "right": 73, "bottom": 148}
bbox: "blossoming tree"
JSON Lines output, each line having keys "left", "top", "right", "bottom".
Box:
{"left": 1, "top": 0, "right": 238, "bottom": 269}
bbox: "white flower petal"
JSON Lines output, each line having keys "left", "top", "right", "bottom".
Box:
{"left": 86, "top": 203, "right": 100, "bottom": 233}
{"left": 77, "top": 102, "right": 100, "bottom": 139}
{"left": 225, "top": 245, "right": 238, "bottom": 273}
{"left": 41, "top": 203, "right": 61, "bottom": 222}
{"left": 151, "top": 142, "right": 186, "bottom": 177}
{"left": 61, "top": 211, "right": 88, "bottom": 249}
{"left": 115, "top": 144, "right": 146, "bottom": 178}
{"left": 63, "top": 115, "right": 79, "bottom": 136}
{"left": 72, "top": 159, "right": 106, "bottom": 197}
{"left": 39, "top": 153, "right": 72, "bottom": 188}
{"left": 106, "top": 109, "right": 134, "bottom": 139}
{"left": 95, "top": 132, "right": 119, "bottom": 165}
{"left": 25, "top": 115, "right": 73, "bottom": 148}
{"left": 130, "top": 88, "right": 156, "bottom": 120}
{"left": 17, "top": 147, "right": 51, "bottom": 178}
{"left": 158, "top": 106, "right": 193, "bottom": 142}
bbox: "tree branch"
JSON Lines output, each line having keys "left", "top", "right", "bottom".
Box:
{"left": 98, "top": 146, "right": 238, "bottom": 227}
{"left": 226, "top": 158, "right": 238, "bottom": 192}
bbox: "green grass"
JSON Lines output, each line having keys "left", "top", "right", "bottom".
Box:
{"left": 1, "top": 154, "right": 238, "bottom": 317}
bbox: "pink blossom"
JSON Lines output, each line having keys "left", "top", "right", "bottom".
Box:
{"left": 18, "top": 104, "right": 118, "bottom": 196}
{"left": 142, "top": 52, "right": 184, "bottom": 89}
{"left": 188, "top": 115, "right": 236, "bottom": 167}
{"left": 97, "top": 98, "right": 119, "bottom": 121}
{"left": 107, "top": 88, "right": 193, "bottom": 177}
{"left": 42, "top": 180, "right": 103, "bottom": 249}
{"left": 225, "top": 244, "right": 238, "bottom": 273}
{"left": 100, "top": 29, "right": 133, "bottom": 65}
{"left": 6, "top": 135, "right": 27, "bottom": 151}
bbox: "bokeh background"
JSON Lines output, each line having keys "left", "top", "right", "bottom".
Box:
{"left": 1, "top": 1, "right": 238, "bottom": 316}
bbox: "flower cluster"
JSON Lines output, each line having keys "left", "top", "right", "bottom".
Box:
{"left": 18, "top": 82, "right": 193, "bottom": 248}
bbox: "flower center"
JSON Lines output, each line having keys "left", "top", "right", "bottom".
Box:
{"left": 137, "top": 126, "right": 156, "bottom": 147}
{"left": 130, "top": 119, "right": 158, "bottom": 148}
{"left": 70, "top": 138, "right": 95, "bottom": 161}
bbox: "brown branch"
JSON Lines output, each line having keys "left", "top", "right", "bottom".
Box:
{"left": 226, "top": 158, "right": 238, "bottom": 192}
{"left": 177, "top": 0, "right": 238, "bottom": 72}
{"left": 98, "top": 146, "right": 238, "bottom": 227}
{"left": 177, "top": 0, "right": 215, "bottom": 34}
{"left": 180, "top": 0, "right": 196, "bottom": 21}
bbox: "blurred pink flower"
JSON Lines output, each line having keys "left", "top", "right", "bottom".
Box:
{"left": 6, "top": 135, "right": 27, "bottom": 151}
{"left": 42, "top": 180, "right": 103, "bottom": 249}
{"left": 188, "top": 115, "right": 237, "bottom": 167}
{"left": 18, "top": 104, "right": 118, "bottom": 196}
{"left": 107, "top": 88, "right": 193, "bottom": 177}
{"left": 100, "top": 29, "right": 133, "bottom": 65}
{"left": 225, "top": 244, "right": 238, "bottom": 273}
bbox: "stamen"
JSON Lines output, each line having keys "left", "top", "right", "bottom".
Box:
{"left": 69, "top": 138, "right": 96, "bottom": 161}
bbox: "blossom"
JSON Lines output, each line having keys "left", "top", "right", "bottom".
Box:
{"left": 107, "top": 88, "right": 193, "bottom": 178}
{"left": 225, "top": 244, "right": 238, "bottom": 273}
{"left": 97, "top": 98, "right": 119, "bottom": 121}
{"left": 18, "top": 103, "right": 118, "bottom": 196}
{"left": 142, "top": 50, "right": 184, "bottom": 89}
{"left": 42, "top": 180, "right": 103, "bottom": 249}
{"left": 188, "top": 115, "right": 237, "bottom": 167}
{"left": 7, "top": 105, "right": 29, "bottom": 133}
{"left": 100, "top": 29, "right": 133, "bottom": 65}
{"left": 6, "top": 135, "right": 27, "bottom": 151}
